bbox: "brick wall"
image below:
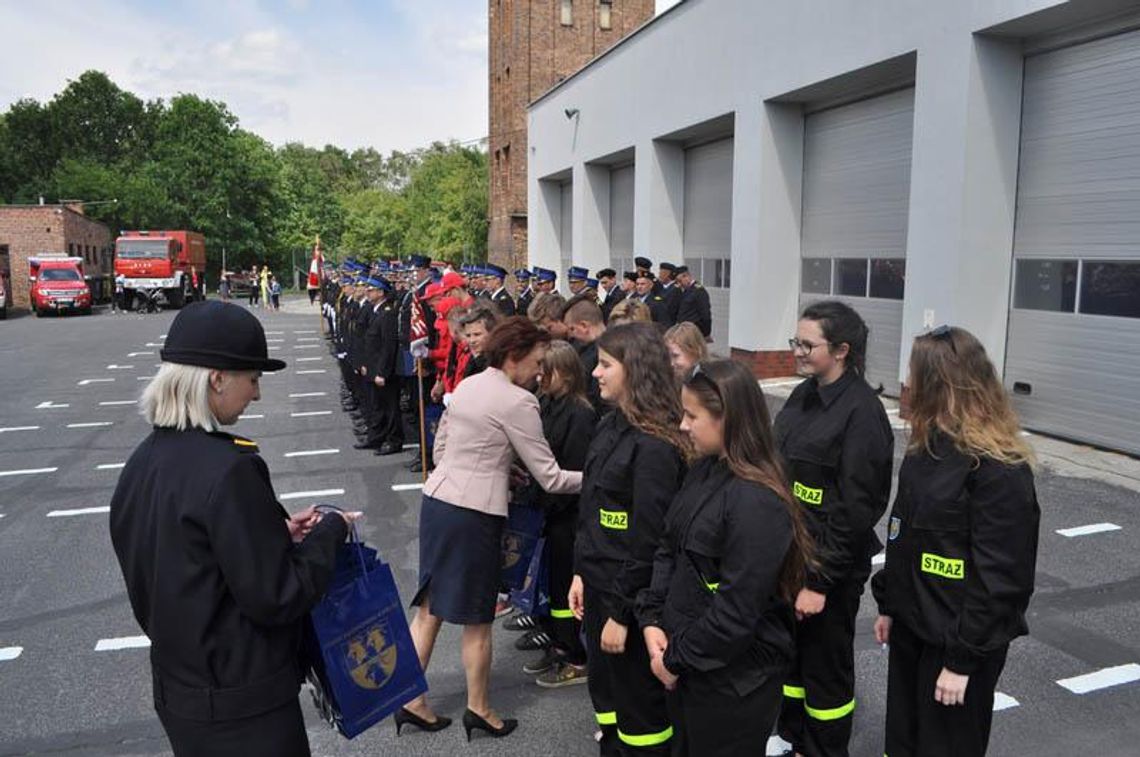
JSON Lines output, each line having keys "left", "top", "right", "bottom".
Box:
{"left": 0, "top": 206, "right": 111, "bottom": 309}
{"left": 731, "top": 348, "right": 798, "bottom": 380}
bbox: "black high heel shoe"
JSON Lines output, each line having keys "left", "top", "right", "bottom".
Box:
{"left": 462, "top": 708, "right": 518, "bottom": 741}
{"left": 394, "top": 707, "right": 452, "bottom": 736}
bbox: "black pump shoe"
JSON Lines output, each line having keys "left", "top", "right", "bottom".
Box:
{"left": 393, "top": 707, "right": 452, "bottom": 736}
{"left": 462, "top": 708, "right": 518, "bottom": 741}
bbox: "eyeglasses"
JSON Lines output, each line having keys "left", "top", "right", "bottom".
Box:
{"left": 923, "top": 324, "right": 956, "bottom": 353}
{"left": 788, "top": 338, "right": 830, "bottom": 354}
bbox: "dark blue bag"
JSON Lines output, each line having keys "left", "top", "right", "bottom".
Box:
{"left": 305, "top": 526, "right": 427, "bottom": 739}
{"left": 501, "top": 502, "right": 544, "bottom": 591}
{"left": 423, "top": 402, "right": 445, "bottom": 453}
{"left": 509, "top": 537, "right": 549, "bottom": 616}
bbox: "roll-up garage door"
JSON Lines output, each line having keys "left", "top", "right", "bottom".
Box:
{"left": 609, "top": 165, "right": 634, "bottom": 273}
{"left": 1005, "top": 29, "right": 1140, "bottom": 454}
{"left": 799, "top": 87, "right": 914, "bottom": 395}
{"left": 682, "top": 138, "right": 733, "bottom": 347}
{"left": 559, "top": 181, "right": 573, "bottom": 285}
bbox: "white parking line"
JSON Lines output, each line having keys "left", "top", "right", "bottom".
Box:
{"left": 290, "top": 392, "right": 327, "bottom": 398}
{"left": 279, "top": 489, "right": 345, "bottom": 501}
{"left": 0, "top": 467, "right": 58, "bottom": 478}
{"left": 265, "top": 331, "right": 284, "bottom": 335}
{"left": 291, "top": 411, "right": 333, "bottom": 418}
{"left": 47, "top": 506, "right": 111, "bottom": 517}
{"left": 284, "top": 449, "right": 339, "bottom": 458}
{"left": 66, "top": 422, "right": 114, "bottom": 429}
{"left": 145, "top": 342, "right": 163, "bottom": 347}
{"left": 294, "top": 330, "right": 318, "bottom": 334}
{"left": 297, "top": 370, "right": 327, "bottom": 375}
{"left": 761, "top": 379, "right": 804, "bottom": 388}
{"left": 106, "top": 364, "right": 135, "bottom": 370}
{"left": 96, "top": 463, "right": 126, "bottom": 470}
{"left": 0, "top": 426, "right": 40, "bottom": 434}
{"left": 0, "top": 647, "right": 23, "bottom": 662}
{"left": 137, "top": 375, "right": 157, "bottom": 381}
{"left": 992, "top": 692, "right": 1019, "bottom": 711}
{"left": 296, "top": 357, "right": 323, "bottom": 362}
{"left": 78, "top": 378, "right": 115, "bottom": 386}
{"left": 1057, "top": 663, "right": 1140, "bottom": 694}
{"left": 127, "top": 351, "right": 154, "bottom": 357}
{"left": 100, "top": 400, "right": 137, "bottom": 406}
{"left": 296, "top": 337, "right": 321, "bottom": 342}
{"left": 238, "top": 414, "right": 264, "bottom": 420}
{"left": 391, "top": 483, "right": 424, "bottom": 492}
{"left": 35, "top": 401, "right": 69, "bottom": 409}
{"left": 1056, "top": 523, "right": 1121, "bottom": 538}
{"left": 294, "top": 345, "right": 319, "bottom": 350}
{"left": 403, "top": 444, "right": 419, "bottom": 450}
{"left": 266, "top": 339, "right": 285, "bottom": 343}
{"left": 94, "top": 636, "right": 150, "bottom": 651}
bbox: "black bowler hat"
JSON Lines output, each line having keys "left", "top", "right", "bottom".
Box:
{"left": 160, "top": 301, "right": 287, "bottom": 372}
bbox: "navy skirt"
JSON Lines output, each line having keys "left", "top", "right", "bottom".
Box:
{"left": 412, "top": 495, "right": 505, "bottom": 625}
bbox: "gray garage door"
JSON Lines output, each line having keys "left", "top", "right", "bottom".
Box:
{"left": 609, "top": 164, "right": 635, "bottom": 274}
{"left": 799, "top": 87, "right": 915, "bottom": 395}
{"left": 1005, "top": 29, "right": 1140, "bottom": 454}
{"left": 559, "top": 181, "right": 573, "bottom": 288}
{"left": 682, "top": 138, "right": 733, "bottom": 348}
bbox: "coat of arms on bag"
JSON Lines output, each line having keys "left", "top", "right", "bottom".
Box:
{"left": 342, "top": 620, "right": 398, "bottom": 690}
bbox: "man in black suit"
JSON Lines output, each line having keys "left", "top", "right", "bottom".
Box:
{"left": 675, "top": 264, "right": 713, "bottom": 339}
{"left": 484, "top": 263, "right": 516, "bottom": 316}
{"left": 657, "top": 262, "right": 682, "bottom": 327}
{"left": 595, "top": 268, "right": 624, "bottom": 322}
{"left": 360, "top": 276, "right": 403, "bottom": 454}
{"left": 515, "top": 268, "right": 535, "bottom": 316}
{"left": 635, "top": 270, "right": 670, "bottom": 325}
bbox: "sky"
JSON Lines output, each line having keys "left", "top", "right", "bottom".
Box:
{"left": 0, "top": 0, "right": 680, "bottom": 154}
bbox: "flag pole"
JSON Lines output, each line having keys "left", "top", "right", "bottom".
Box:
{"left": 416, "top": 357, "right": 428, "bottom": 482}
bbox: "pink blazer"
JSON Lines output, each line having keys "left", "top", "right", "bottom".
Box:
{"left": 424, "top": 367, "right": 582, "bottom": 517}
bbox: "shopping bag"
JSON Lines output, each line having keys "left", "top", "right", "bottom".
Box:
{"left": 501, "top": 502, "right": 544, "bottom": 591}
{"left": 509, "top": 537, "right": 549, "bottom": 616}
{"left": 423, "top": 402, "right": 445, "bottom": 453}
{"left": 305, "top": 532, "right": 427, "bottom": 739}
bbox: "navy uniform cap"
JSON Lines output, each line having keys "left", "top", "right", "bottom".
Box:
{"left": 365, "top": 276, "right": 392, "bottom": 292}
{"left": 623, "top": 271, "right": 638, "bottom": 282}
{"left": 634, "top": 256, "right": 653, "bottom": 270}
{"left": 161, "top": 301, "right": 286, "bottom": 373}
{"left": 514, "top": 268, "right": 532, "bottom": 280}
{"left": 568, "top": 266, "right": 589, "bottom": 281}
{"left": 674, "top": 265, "right": 689, "bottom": 275}
{"left": 659, "top": 262, "right": 678, "bottom": 273}
{"left": 485, "top": 263, "right": 508, "bottom": 279}
{"left": 586, "top": 278, "right": 598, "bottom": 288}
{"left": 595, "top": 268, "right": 616, "bottom": 279}
{"left": 534, "top": 267, "right": 557, "bottom": 282}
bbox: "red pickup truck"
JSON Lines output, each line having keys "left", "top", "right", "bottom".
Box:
{"left": 29, "top": 256, "right": 93, "bottom": 316}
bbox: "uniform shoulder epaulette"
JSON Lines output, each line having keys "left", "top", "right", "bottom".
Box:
{"left": 231, "top": 435, "right": 260, "bottom": 452}
{"left": 653, "top": 295, "right": 664, "bottom": 302}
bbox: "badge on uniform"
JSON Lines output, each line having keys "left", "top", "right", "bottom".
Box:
{"left": 889, "top": 516, "right": 901, "bottom": 541}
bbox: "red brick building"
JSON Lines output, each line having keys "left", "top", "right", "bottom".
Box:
{"left": 0, "top": 205, "right": 113, "bottom": 310}
{"left": 487, "top": 0, "right": 654, "bottom": 273}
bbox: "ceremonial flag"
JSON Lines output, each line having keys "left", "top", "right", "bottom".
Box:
{"left": 308, "top": 235, "right": 323, "bottom": 289}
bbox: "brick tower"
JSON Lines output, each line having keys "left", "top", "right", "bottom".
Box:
{"left": 488, "top": 0, "right": 655, "bottom": 274}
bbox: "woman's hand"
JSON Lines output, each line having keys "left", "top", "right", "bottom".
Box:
{"left": 286, "top": 506, "right": 320, "bottom": 542}
{"left": 650, "top": 654, "right": 679, "bottom": 691}
{"left": 600, "top": 618, "right": 628, "bottom": 654}
{"left": 568, "top": 575, "right": 585, "bottom": 621}
{"left": 643, "top": 625, "right": 668, "bottom": 659}
{"left": 874, "top": 615, "right": 892, "bottom": 645}
{"left": 795, "top": 588, "right": 827, "bottom": 621}
{"left": 373, "top": 375, "right": 385, "bottom": 387}
{"left": 934, "top": 668, "right": 969, "bottom": 706}
{"left": 430, "top": 380, "right": 444, "bottom": 403}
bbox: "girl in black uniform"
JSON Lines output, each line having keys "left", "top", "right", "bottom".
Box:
{"left": 871, "top": 326, "right": 1039, "bottom": 757}
{"left": 775, "top": 300, "right": 894, "bottom": 757}
{"left": 569, "top": 322, "right": 689, "bottom": 756}
{"left": 637, "top": 360, "right": 815, "bottom": 756}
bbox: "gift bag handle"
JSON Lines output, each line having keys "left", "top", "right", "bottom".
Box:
{"left": 314, "top": 503, "right": 369, "bottom": 577}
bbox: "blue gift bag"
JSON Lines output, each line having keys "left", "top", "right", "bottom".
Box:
{"left": 423, "top": 403, "right": 445, "bottom": 453}
{"left": 501, "top": 502, "right": 544, "bottom": 591}
{"left": 509, "top": 537, "right": 549, "bottom": 616}
{"left": 306, "top": 534, "right": 427, "bottom": 739}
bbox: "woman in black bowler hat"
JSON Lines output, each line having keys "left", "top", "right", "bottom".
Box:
{"left": 109, "top": 301, "right": 360, "bottom": 757}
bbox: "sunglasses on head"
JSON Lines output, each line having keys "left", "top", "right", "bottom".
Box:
{"left": 924, "top": 324, "right": 956, "bottom": 353}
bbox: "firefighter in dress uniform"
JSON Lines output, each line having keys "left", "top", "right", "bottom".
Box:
{"left": 515, "top": 268, "right": 536, "bottom": 316}
{"left": 485, "top": 263, "right": 516, "bottom": 317}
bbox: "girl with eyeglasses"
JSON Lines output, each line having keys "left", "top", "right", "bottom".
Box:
{"left": 871, "top": 327, "right": 1039, "bottom": 757}
{"left": 636, "top": 360, "right": 815, "bottom": 756}
{"left": 774, "top": 300, "right": 895, "bottom": 757}
{"left": 569, "top": 322, "right": 690, "bottom": 755}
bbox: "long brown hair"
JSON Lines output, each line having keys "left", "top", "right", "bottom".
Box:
{"left": 596, "top": 322, "right": 692, "bottom": 458}
{"left": 907, "top": 326, "right": 1034, "bottom": 467}
{"left": 540, "top": 340, "right": 590, "bottom": 408}
{"left": 683, "top": 359, "right": 815, "bottom": 602}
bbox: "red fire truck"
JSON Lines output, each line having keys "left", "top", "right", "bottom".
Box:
{"left": 114, "top": 230, "right": 206, "bottom": 309}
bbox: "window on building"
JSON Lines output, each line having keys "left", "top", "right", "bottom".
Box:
{"left": 599, "top": 0, "right": 613, "bottom": 30}
{"left": 801, "top": 258, "right": 832, "bottom": 294}
{"left": 69, "top": 243, "right": 74, "bottom": 256}
{"left": 869, "top": 258, "right": 906, "bottom": 300}
{"left": 561, "top": 0, "right": 573, "bottom": 26}
{"left": 1013, "top": 259, "right": 1077, "bottom": 313}
{"left": 503, "top": 145, "right": 511, "bottom": 194}
{"left": 835, "top": 258, "right": 869, "bottom": 297}
{"left": 1079, "top": 260, "right": 1140, "bottom": 319}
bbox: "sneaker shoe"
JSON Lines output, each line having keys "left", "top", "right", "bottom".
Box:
{"left": 522, "top": 649, "right": 561, "bottom": 675}
{"left": 494, "top": 599, "right": 514, "bottom": 619}
{"left": 503, "top": 613, "right": 537, "bottom": 632}
{"left": 536, "top": 662, "right": 588, "bottom": 689}
{"left": 514, "top": 629, "right": 554, "bottom": 651}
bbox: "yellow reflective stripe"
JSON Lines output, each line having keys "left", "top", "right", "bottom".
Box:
{"left": 793, "top": 481, "right": 823, "bottom": 506}
{"left": 805, "top": 698, "right": 856, "bottom": 721}
{"left": 920, "top": 552, "right": 965, "bottom": 580}
{"left": 783, "top": 684, "right": 806, "bottom": 699}
{"left": 550, "top": 607, "right": 575, "bottom": 619}
{"left": 595, "top": 711, "right": 617, "bottom": 725}
{"left": 233, "top": 439, "right": 258, "bottom": 447}
{"left": 705, "top": 581, "right": 719, "bottom": 593}
{"left": 618, "top": 726, "right": 674, "bottom": 747}
{"left": 600, "top": 509, "right": 629, "bottom": 530}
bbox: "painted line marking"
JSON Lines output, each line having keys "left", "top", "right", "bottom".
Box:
{"left": 78, "top": 378, "right": 115, "bottom": 386}
{"left": 35, "top": 401, "right": 70, "bottom": 409}
{"left": 296, "top": 357, "right": 323, "bottom": 362}
{"left": 0, "top": 467, "right": 58, "bottom": 478}
{"left": 279, "top": 489, "right": 345, "bottom": 501}
{"left": 137, "top": 375, "right": 157, "bottom": 381}
{"left": 391, "top": 483, "right": 424, "bottom": 492}
{"left": 760, "top": 379, "right": 804, "bottom": 388}
{"left": 266, "top": 339, "right": 285, "bottom": 343}
{"left": 871, "top": 552, "right": 886, "bottom": 566}
{"left": 100, "top": 400, "right": 137, "bottom": 406}
{"left": 294, "top": 330, "right": 318, "bottom": 334}
{"left": 294, "top": 344, "right": 319, "bottom": 350}
{"left": 268, "top": 346, "right": 281, "bottom": 351}
{"left": 1057, "top": 664, "right": 1140, "bottom": 694}
{"left": 291, "top": 411, "right": 333, "bottom": 418}
{"left": 296, "top": 337, "right": 321, "bottom": 342}
{"left": 993, "top": 692, "right": 1019, "bottom": 711}
{"left": 265, "top": 331, "right": 284, "bottom": 335}
{"left": 67, "top": 422, "right": 114, "bottom": 429}
{"left": 238, "top": 414, "right": 264, "bottom": 420}
{"left": 96, "top": 463, "right": 126, "bottom": 470}
{"left": 1056, "top": 523, "right": 1121, "bottom": 538}
{"left": 47, "top": 506, "right": 111, "bottom": 517}
{"left": 403, "top": 444, "right": 419, "bottom": 450}
{"left": 0, "top": 426, "right": 40, "bottom": 434}
{"left": 105, "top": 364, "right": 135, "bottom": 370}
{"left": 284, "top": 449, "right": 339, "bottom": 458}
{"left": 127, "top": 351, "right": 154, "bottom": 357}
{"left": 290, "top": 392, "right": 327, "bottom": 398}
{"left": 145, "top": 342, "right": 163, "bottom": 347}
{"left": 94, "top": 636, "right": 150, "bottom": 651}
{"left": 297, "top": 370, "right": 327, "bottom": 375}
{"left": 0, "top": 647, "right": 23, "bottom": 662}
{"left": 158, "top": 334, "right": 166, "bottom": 339}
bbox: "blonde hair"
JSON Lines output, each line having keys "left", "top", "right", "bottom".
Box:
{"left": 141, "top": 363, "right": 218, "bottom": 431}
{"left": 664, "top": 322, "right": 709, "bottom": 364}
{"left": 608, "top": 298, "right": 651, "bottom": 325}
{"left": 907, "top": 327, "right": 1035, "bottom": 468}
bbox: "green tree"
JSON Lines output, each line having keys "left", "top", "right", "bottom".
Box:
{"left": 340, "top": 188, "right": 409, "bottom": 259}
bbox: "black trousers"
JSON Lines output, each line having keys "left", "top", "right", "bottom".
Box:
{"left": 540, "top": 509, "right": 585, "bottom": 664}
{"left": 778, "top": 577, "right": 865, "bottom": 757}
{"left": 885, "top": 621, "right": 1007, "bottom": 757}
{"left": 667, "top": 667, "right": 785, "bottom": 757}
{"left": 365, "top": 380, "right": 404, "bottom": 446}
{"left": 584, "top": 584, "right": 672, "bottom": 756}
{"left": 156, "top": 698, "right": 310, "bottom": 757}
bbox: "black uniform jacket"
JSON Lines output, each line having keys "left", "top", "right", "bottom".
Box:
{"left": 660, "top": 282, "right": 682, "bottom": 326}
{"left": 574, "top": 410, "right": 686, "bottom": 626}
{"left": 601, "top": 287, "right": 626, "bottom": 323}
{"left": 491, "top": 288, "right": 517, "bottom": 317}
{"left": 517, "top": 288, "right": 535, "bottom": 317}
{"left": 109, "top": 428, "right": 347, "bottom": 720}
{"left": 774, "top": 369, "right": 894, "bottom": 593}
{"left": 574, "top": 339, "right": 604, "bottom": 417}
{"left": 534, "top": 393, "right": 596, "bottom": 518}
{"left": 364, "top": 298, "right": 399, "bottom": 381}
{"left": 677, "top": 283, "right": 712, "bottom": 338}
{"left": 637, "top": 458, "right": 795, "bottom": 693}
{"left": 871, "top": 433, "right": 1039, "bottom": 674}
{"left": 351, "top": 298, "right": 372, "bottom": 372}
